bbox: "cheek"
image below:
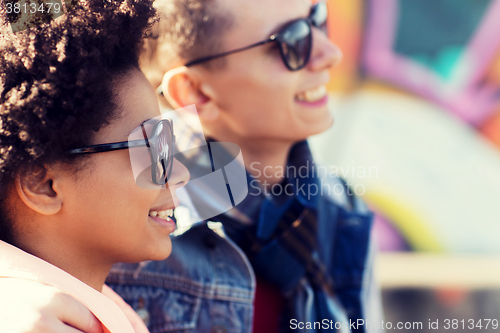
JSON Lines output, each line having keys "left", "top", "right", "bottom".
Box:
{"left": 220, "top": 56, "right": 294, "bottom": 101}
{"left": 223, "top": 69, "right": 296, "bottom": 114}
{"left": 248, "top": 64, "right": 301, "bottom": 114}
{"left": 211, "top": 58, "right": 303, "bottom": 137}
{"left": 67, "top": 174, "right": 164, "bottom": 262}
{"left": 70, "top": 155, "right": 158, "bottom": 226}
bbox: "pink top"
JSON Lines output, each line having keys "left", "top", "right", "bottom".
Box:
{"left": 0, "top": 240, "right": 136, "bottom": 333}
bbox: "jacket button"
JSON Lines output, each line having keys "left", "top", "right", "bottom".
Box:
{"left": 203, "top": 232, "right": 218, "bottom": 249}
{"left": 210, "top": 325, "right": 228, "bottom": 333}
{"left": 136, "top": 297, "right": 150, "bottom": 326}
{"left": 136, "top": 308, "right": 150, "bottom": 326}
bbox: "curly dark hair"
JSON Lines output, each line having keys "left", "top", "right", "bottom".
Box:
{"left": 140, "top": 0, "right": 233, "bottom": 88}
{"left": 0, "top": 0, "right": 156, "bottom": 243}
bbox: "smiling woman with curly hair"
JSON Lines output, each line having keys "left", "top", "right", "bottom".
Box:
{"left": 0, "top": 0, "right": 155, "bottom": 243}
{"left": 0, "top": 1, "right": 189, "bottom": 331}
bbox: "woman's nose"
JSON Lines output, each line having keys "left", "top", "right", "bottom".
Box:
{"left": 307, "top": 27, "right": 343, "bottom": 72}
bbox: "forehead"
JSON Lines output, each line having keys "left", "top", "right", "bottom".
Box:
{"left": 219, "top": 0, "right": 312, "bottom": 48}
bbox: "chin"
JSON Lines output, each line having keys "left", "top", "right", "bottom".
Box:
{"left": 321, "top": 115, "right": 334, "bottom": 132}
{"left": 150, "top": 245, "right": 172, "bottom": 261}
{"left": 136, "top": 241, "right": 172, "bottom": 262}
{"left": 306, "top": 115, "right": 334, "bottom": 137}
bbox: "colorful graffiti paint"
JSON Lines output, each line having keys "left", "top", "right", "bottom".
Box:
{"left": 362, "top": 0, "right": 500, "bottom": 125}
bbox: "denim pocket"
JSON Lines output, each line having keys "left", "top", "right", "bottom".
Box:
{"left": 107, "top": 279, "right": 202, "bottom": 332}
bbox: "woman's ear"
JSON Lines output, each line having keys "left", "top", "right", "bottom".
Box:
{"left": 161, "top": 66, "right": 206, "bottom": 109}
{"left": 15, "top": 166, "right": 62, "bottom": 216}
{"left": 160, "top": 67, "right": 219, "bottom": 121}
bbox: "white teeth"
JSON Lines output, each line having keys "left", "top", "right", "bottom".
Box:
{"left": 149, "top": 209, "right": 174, "bottom": 220}
{"left": 295, "top": 85, "right": 327, "bottom": 102}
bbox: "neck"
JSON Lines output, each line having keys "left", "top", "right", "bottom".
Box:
{"left": 220, "top": 136, "right": 294, "bottom": 188}
{"left": 14, "top": 225, "right": 111, "bottom": 291}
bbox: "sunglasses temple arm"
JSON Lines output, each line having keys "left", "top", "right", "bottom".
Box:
{"left": 140, "top": 124, "right": 151, "bottom": 148}
{"left": 184, "top": 38, "right": 275, "bottom": 67}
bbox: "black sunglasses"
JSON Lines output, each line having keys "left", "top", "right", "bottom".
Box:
{"left": 184, "top": 1, "right": 328, "bottom": 71}
{"left": 67, "top": 119, "right": 175, "bottom": 186}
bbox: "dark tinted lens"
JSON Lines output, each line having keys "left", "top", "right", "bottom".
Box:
{"left": 311, "top": 1, "right": 328, "bottom": 34}
{"left": 280, "top": 20, "right": 311, "bottom": 70}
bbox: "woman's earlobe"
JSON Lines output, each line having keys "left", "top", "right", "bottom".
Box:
{"left": 15, "top": 166, "right": 62, "bottom": 216}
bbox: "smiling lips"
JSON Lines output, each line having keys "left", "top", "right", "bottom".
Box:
{"left": 295, "top": 85, "right": 327, "bottom": 103}
{"left": 149, "top": 209, "right": 174, "bottom": 221}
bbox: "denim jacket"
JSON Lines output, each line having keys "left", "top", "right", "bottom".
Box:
{"left": 107, "top": 221, "right": 255, "bottom": 333}
{"left": 106, "top": 172, "right": 381, "bottom": 333}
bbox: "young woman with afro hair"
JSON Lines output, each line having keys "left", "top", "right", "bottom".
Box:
{"left": 0, "top": 1, "right": 188, "bottom": 332}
